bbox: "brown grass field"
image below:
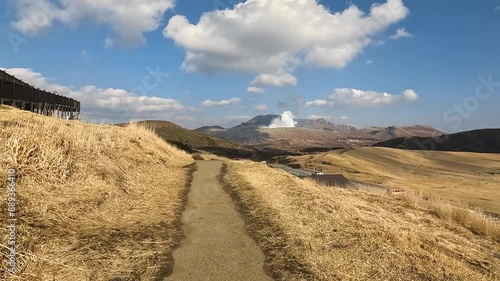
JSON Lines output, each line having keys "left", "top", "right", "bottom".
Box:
{"left": 0, "top": 106, "right": 194, "bottom": 280}
{"left": 2, "top": 105, "right": 500, "bottom": 280}
{"left": 222, "top": 160, "right": 500, "bottom": 280}
{"left": 286, "top": 147, "right": 500, "bottom": 215}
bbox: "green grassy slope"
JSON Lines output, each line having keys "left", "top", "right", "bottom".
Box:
{"left": 132, "top": 120, "right": 243, "bottom": 151}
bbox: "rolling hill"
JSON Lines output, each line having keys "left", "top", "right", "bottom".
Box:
{"left": 374, "top": 128, "right": 500, "bottom": 153}
{"left": 193, "top": 125, "right": 226, "bottom": 134}
{"left": 284, "top": 146, "right": 500, "bottom": 214}
{"left": 126, "top": 120, "right": 297, "bottom": 160}
{"left": 132, "top": 120, "right": 241, "bottom": 150}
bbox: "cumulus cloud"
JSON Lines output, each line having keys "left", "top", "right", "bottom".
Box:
{"left": 11, "top": 0, "right": 175, "bottom": 48}
{"left": 255, "top": 104, "right": 268, "bottom": 111}
{"left": 391, "top": 27, "right": 413, "bottom": 40}
{"left": 2, "top": 67, "right": 186, "bottom": 122}
{"left": 308, "top": 114, "right": 330, "bottom": 120}
{"left": 308, "top": 115, "right": 349, "bottom": 122}
{"left": 250, "top": 73, "right": 297, "bottom": 88}
{"left": 305, "top": 100, "right": 334, "bottom": 107}
{"left": 202, "top": 97, "right": 240, "bottom": 107}
{"left": 247, "top": 86, "right": 265, "bottom": 94}
{"left": 164, "top": 0, "right": 409, "bottom": 85}
{"left": 402, "top": 89, "right": 418, "bottom": 101}
{"left": 268, "top": 111, "right": 297, "bottom": 128}
{"left": 328, "top": 88, "right": 419, "bottom": 106}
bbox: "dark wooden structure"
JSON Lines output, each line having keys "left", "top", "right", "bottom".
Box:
{"left": 309, "top": 174, "right": 351, "bottom": 187}
{"left": 0, "top": 70, "right": 80, "bottom": 119}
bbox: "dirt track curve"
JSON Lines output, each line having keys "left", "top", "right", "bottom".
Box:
{"left": 164, "top": 160, "right": 272, "bottom": 281}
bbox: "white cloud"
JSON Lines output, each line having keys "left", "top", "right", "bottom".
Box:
{"left": 255, "top": 104, "right": 268, "bottom": 111}
{"left": 391, "top": 27, "right": 413, "bottom": 40}
{"left": 308, "top": 114, "right": 330, "bottom": 120}
{"left": 308, "top": 115, "right": 349, "bottom": 122}
{"left": 164, "top": 0, "right": 409, "bottom": 84}
{"left": 366, "top": 60, "right": 373, "bottom": 64}
{"left": 495, "top": 6, "right": 500, "bottom": 11}
{"left": 2, "top": 67, "right": 186, "bottom": 122}
{"left": 402, "top": 89, "right": 419, "bottom": 101}
{"left": 328, "top": 88, "right": 419, "bottom": 106}
{"left": 11, "top": 0, "right": 175, "bottom": 48}
{"left": 247, "top": 86, "right": 265, "bottom": 94}
{"left": 202, "top": 97, "right": 240, "bottom": 107}
{"left": 305, "top": 100, "right": 334, "bottom": 107}
{"left": 268, "top": 111, "right": 297, "bottom": 128}
{"left": 250, "top": 73, "right": 297, "bottom": 88}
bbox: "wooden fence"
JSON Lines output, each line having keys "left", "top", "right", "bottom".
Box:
{"left": 0, "top": 70, "right": 80, "bottom": 119}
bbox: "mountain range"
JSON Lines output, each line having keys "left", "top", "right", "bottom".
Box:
{"left": 195, "top": 115, "right": 444, "bottom": 150}
{"left": 119, "top": 116, "right": 498, "bottom": 160}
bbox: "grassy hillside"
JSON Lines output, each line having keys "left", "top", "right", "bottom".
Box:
{"left": 133, "top": 120, "right": 242, "bottom": 150}
{"left": 132, "top": 121, "right": 297, "bottom": 161}
{"left": 0, "top": 106, "right": 194, "bottom": 280}
{"left": 374, "top": 128, "right": 500, "bottom": 153}
{"left": 286, "top": 147, "right": 500, "bottom": 214}
{"left": 222, "top": 160, "right": 500, "bottom": 280}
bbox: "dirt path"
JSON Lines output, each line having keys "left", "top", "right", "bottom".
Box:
{"left": 164, "top": 160, "right": 272, "bottom": 281}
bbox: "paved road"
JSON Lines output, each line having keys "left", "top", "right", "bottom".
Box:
{"left": 164, "top": 160, "right": 272, "bottom": 281}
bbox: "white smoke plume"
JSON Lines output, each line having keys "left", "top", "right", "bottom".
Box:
{"left": 268, "top": 111, "right": 297, "bottom": 128}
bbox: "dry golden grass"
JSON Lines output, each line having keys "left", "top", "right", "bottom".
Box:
{"left": 340, "top": 182, "right": 500, "bottom": 240}
{"left": 288, "top": 147, "right": 500, "bottom": 214}
{"left": 0, "top": 106, "right": 194, "bottom": 280}
{"left": 402, "top": 192, "right": 500, "bottom": 239}
{"left": 222, "top": 160, "right": 500, "bottom": 281}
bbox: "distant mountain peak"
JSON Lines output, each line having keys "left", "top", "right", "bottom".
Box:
{"left": 237, "top": 114, "right": 279, "bottom": 127}
{"left": 296, "top": 118, "right": 357, "bottom": 133}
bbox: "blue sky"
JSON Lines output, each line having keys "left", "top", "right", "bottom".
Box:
{"left": 1, "top": 0, "right": 499, "bottom": 132}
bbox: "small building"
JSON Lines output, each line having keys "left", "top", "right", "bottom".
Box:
{"left": 309, "top": 174, "right": 350, "bottom": 187}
